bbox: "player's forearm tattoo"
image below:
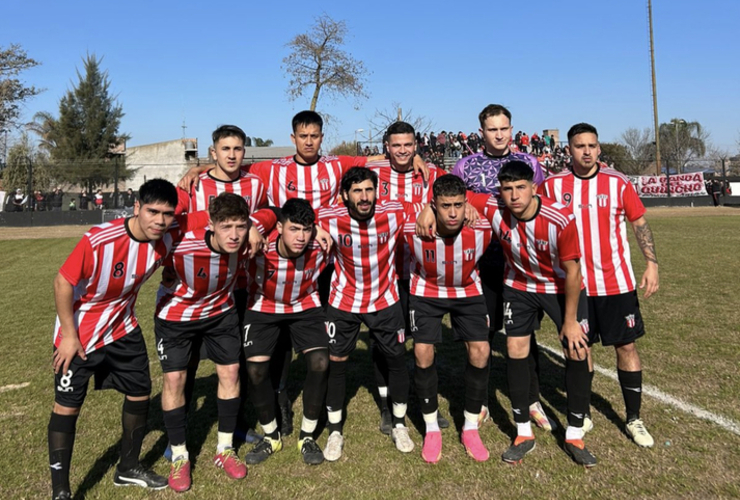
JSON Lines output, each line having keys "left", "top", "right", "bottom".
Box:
{"left": 634, "top": 221, "right": 658, "bottom": 264}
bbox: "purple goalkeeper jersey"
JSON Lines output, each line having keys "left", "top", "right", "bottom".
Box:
{"left": 451, "top": 151, "right": 545, "bottom": 196}
{"left": 452, "top": 151, "right": 546, "bottom": 266}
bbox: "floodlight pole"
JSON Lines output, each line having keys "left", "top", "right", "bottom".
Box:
{"left": 648, "top": 0, "right": 661, "bottom": 177}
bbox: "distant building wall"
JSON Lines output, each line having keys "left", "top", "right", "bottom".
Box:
{"left": 126, "top": 139, "right": 198, "bottom": 188}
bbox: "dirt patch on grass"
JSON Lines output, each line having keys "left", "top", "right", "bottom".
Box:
{"left": 0, "top": 225, "right": 88, "bottom": 240}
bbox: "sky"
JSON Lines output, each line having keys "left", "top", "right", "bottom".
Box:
{"left": 2, "top": 0, "right": 738, "bottom": 156}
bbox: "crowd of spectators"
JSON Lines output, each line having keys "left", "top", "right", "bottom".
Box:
{"left": 4, "top": 187, "right": 137, "bottom": 212}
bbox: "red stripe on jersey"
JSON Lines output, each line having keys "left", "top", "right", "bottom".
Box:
{"left": 366, "top": 161, "right": 445, "bottom": 279}
{"left": 542, "top": 164, "right": 645, "bottom": 296}
{"left": 55, "top": 216, "right": 191, "bottom": 353}
{"left": 247, "top": 155, "right": 367, "bottom": 209}
{"left": 185, "top": 171, "right": 268, "bottom": 214}
{"left": 317, "top": 201, "right": 411, "bottom": 313}
{"left": 246, "top": 232, "right": 327, "bottom": 313}
{"left": 404, "top": 217, "right": 492, "bottom": 299}
{"left": 471, "top": 194, "right": 581, "bottom": 294}
{"left": 156, "top": 229, "right": 247, "bottom": 321}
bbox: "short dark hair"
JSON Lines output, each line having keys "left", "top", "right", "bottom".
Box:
{"left": 567, "top": 123, "right": 599, "bottom": 143}
{"left": 433, "top": 175, "right": 467, "bottom": 198}
{"left": 209, "top": 192, "right": 250, "bottom": 224}
{"left": 138, "top": 179, "right": 178, "bottom": 208}
{"left": 279, "top": 198, "right": 315, "bottom": 227}
{"left": 292, "top": 110, "right": 323, "bottom": 132}
{"left": 341, "top": 167, "right": 378, "bottom": 193}
{"left": 212, "top": 125, "right": 247, "bottom": 145}
{"left": 478, "top": 104, "right": 512, "bottom": 128}
{"left": 386, "top": 121, "right": 416, "bottom": 138}
{"left": 498, "top": 161, "right": 534, "bottom": 184}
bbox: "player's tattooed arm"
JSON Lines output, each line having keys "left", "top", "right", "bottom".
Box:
{"left": 631, "top": 216, "right": 659, "bottom": 298}
{"left": 632, "top": 217, "right": 658, "bottom": 264}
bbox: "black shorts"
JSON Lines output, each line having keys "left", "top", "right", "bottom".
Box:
{"left": 479, "top": 261, "right": 504, "bottom": 335}
{"left": 587, "top": 291, "right": 645, "bottom": 346}
{"left": 325, "top": 303, "right": 406, "bottom": 358}
{"left": 409, "top": 295, "right": 489, "bottom": 344}
{"left": 242, "top": 307, "right": 328, "bottom": 358}
{"left": 502, "top": 286, "right": 589, "bottom": 348}
{"left": 54, "top": 327, "right": 151, "bottom": 408}
{"left": 154, "top": 309, "right": 241, "bottom": 372}
{"left": 398, "top": 278, "right": 411, "bottom": 332}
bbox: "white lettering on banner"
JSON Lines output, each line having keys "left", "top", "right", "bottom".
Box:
{"left": 629, "top": 173, "right": 709, "bottom": 198}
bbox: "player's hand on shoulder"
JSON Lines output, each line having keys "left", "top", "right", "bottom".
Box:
{"left": 53, "top": 334, "right": 86, "bottom": 375}
{"left": 415, "top": 204, "right": 436, "bottom": 240}
{"left": 464, "top": 203, "right": 479, "bottom": 227}
{"left": 246, "top": 226, "right": 266, "bottom": 259}
{"left": 314, "top": 225, "right": 333, "bottom": 253}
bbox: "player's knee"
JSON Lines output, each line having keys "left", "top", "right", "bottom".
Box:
{"left": 615, "top": 341, "right": 638, "bottom": 358}
{"left": 304, "top": 348, "right": 328, "bottom": 373}
{"left": 53, "top": 403, "right": 81, "bottom": 416}
{"left": 163, "top": 370, "right": 187, "bottom": 392}
{"left": 467, "top": 341, "right": 490, "bottom": 368}
{"left": 216, "top": 363, "right": 240, "bottom": 384}
{"left": 414, "top": 343, "right": 435, "bottom": 369}
{"left": 507, "top": 335, "right": 531, "bottom": 359}
{"left": 246, "top": 360, "right": 270, "bottom": 385}
{"left": 329, "top": 354, "right": 348, "bottom": 363}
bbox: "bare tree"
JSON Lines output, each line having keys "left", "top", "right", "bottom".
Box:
{"left": 282, "top": 14, "right": 369, "bottom": 111}
{"left": 618, "top": 127, "right": 653, "bottom": 174}
{"left": 368, "top": 102, "right": 435, "bottom": 141}
{"left": 0, "top": 44, "right": 43, "bottom": 129}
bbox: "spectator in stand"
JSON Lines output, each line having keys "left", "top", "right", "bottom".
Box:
{"left": 34, "top": 190, "right": 46, "bottom": 211}
{"left": 520, "top": 132, "right": 530, "bottom": 153}
{"left": 711, "top": 179, "right": 722, "bottom": 207}
{"left": 543, "top": 132, "right": 551, "bottom": 152}
{"left": 79, "top": 191, "right": 89, "bottom": 210}
{"left": 51, "top": 188, "right": 64, "bottom": 212}
{"left": 531, "top": 132, "right": 540, "bottom": 155}
{"left": 430, "top": 132, "right": 437, "bottom": 152}
{"left": 94, "top": 189, "right": 104, "bottom": 210}
{"left": 12, "top": 188, "right": 25, "bottom": 212}
{"left": 123, "top": 188, "right": 136, "bottom": 209}
{"left": 422, "top": 133, "right": 430, "bottom": 154}
{"left": 437, "top": 131, "right": 447, "bottom": 154}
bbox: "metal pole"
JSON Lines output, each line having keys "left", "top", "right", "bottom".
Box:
{"left": 648, "top": 0, "right": 661, "bottom": 177}
{"left": 114, "top": 155, "right": 120, "bottom": 208}
{"left": 26, "top": 156, "right": 33, "bottom": 211}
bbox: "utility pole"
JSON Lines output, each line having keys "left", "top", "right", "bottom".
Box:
{"left": 648, "top": 0, "right": 661, "bottom": 176}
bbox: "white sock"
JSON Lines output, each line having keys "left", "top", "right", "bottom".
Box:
{"left": 328, "top": 410, "right": 342, "bottom": 426}
{"left": 171, "top": 443, "right": 188, "bottom": 462}
{"left": 516, "top": 422, "right": 533, "bottom": 438}
{"left": 378, "top": 386, "right": 388, "bottom": 398}
{"left": 423, "top": 411, "right": 440, "bottom": 433}
{"left": 262, "top": 419, "right": 278, "bottom": 437}
{"left": 216, "top": 432, "right": 233, "bottom": 453}
{"left": 392, "top": 402, "right": 407, "bottom": 427}
{"left": 565, "top": 425, "right": 584, "bottom": 441}
{"left": 301, "top": 416, "right": 318, "bottom": 435}
{"left": 463, "top": 410, "right": 479, "bottom": 431}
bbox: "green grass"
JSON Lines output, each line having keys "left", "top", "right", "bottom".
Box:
{"left": 1, "top": 210, "right": 739, "bottom": 499}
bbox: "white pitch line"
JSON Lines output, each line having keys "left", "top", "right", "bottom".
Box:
{"left": 0, "top": 382, "right": 30, "bottom": 393}
{"left": 537, "top": 343, "right": 740, "bottom": 437}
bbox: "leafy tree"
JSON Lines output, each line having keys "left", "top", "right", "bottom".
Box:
{"left": 26, "top": 110, "right": 57, "bottom": 154}
{"left": 658, "top": 118, "right": 707, "bottom": 174}
{"left": 282, "top": 14, "right": 369, "bottom": 111}
{"left": 599, "top": 142, "right": 641, "bottom": 175}
{"left": 49, "top": 54, "right": 130, "bottom": 191}
{"left": 253, "top": 137, "right": 274, "bottom": 147}
{"left": 1, "top": 131, "right": 54, "bottom": 194}
{"left": 329, "top": 141, "right": 358, "bottom": 156}
{"left": 0, "top": 44, "right": 42, "bottom": 129}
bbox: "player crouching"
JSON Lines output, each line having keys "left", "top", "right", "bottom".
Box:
{"left": 242, "top": 199, "right": 330, "bottom": 465}
{"left": 154, "top": 193, "right": 276, "bottom": 491}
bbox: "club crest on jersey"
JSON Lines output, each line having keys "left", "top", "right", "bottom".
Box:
{"left": 304, "top": 269, "right": 315, "bottom": 279}
{"left": 625, "top": 314, "right": 636, "bottom": 329}
{"left": 463, "top": 248, "right": 475, "bottom": 261}
{"left": 378, "top": 231, "right": 389, "bottom": 244}
{"left": 413, "top": 183, "right": 423, "bottom": 196}
{"left": 500, "top": 230, "right": 512, "bottom": 243}
{"left": 319, "top": 178, "right": 330, "bottom": 190}
{"left": 535, "top": 239, "right": 549, "bottom": 251}
{"left": 243, "top": 195, "right": 252, "bottom": 205}
{"left": 597, "top": 194, "right": 609, "bottom": 208}
{"left": 397, "top": 328, "right": 406, "bottom": 344}
{"left": 579, "top": 319, "right": 590, "bottom": 334}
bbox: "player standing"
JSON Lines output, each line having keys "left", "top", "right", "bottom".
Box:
{"left": 451, "top": 104, "right": 551, "bottom": 429}
{"left": 465, "top": 161, "right": 595, "bottom": 467}
{"left": 241, "top": 199, "right": 330, "bottom": 465}
{"left": 48, "top": 179, "right": 208, "bottom": 500}
{"left": 542, "top": 123, "right": 658, "bottom": 447}
{"left": 318, "top": 167, "right": 421, "bottom": 461}
{"left": 404, "top": 175, "right": 493, "bottom": 463}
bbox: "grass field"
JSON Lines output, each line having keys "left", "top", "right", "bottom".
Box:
{"left": 1, "top": 207, "right": 739, "bottom": 499}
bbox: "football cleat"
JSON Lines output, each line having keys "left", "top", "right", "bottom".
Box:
{"left": 461, "top": 429, "right": 489, "bottom": 462}
{"left": 626, "top": 418, "right": 655, "bottom": 448}
{"left": 114, "top": 464, "right": 168, "bottom": 490}
{"left": 214, "top": 448, "right": 247, "bottom": 479}
{"left": 379, "top": 408, "right": 393, "bottom": 435}
{"left": 529, "top": 401, "right": 553, "bottom": 431}
{"left": 392, "top": 426, "right": 415, "bottom": 453}
{"left": 564, "top": 439, "right": 598, "bottom": 467}
{"left": 298, "top": 437, "right": 325, "bottom": 465}
{"left": 324, "top": 431, "right": 344, "bottom": 462}
{"left": 501, "top": 436, "right": 536, "bottom": 464}
{"left": 421, "top": 431, "right": 442, "bottom": 464}
{"left": 167, "top": 457, "right": 191, "bottom": 492}
{"left": 244, "top": 435, "right": 283, "bottom": 465}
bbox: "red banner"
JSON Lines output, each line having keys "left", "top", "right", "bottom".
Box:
{"left": 630, "top": 173, "right": 708, "bottom": 197}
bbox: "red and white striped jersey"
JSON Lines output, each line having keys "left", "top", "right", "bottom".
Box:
{"left": 155, "top": 228, "right": 247, "bottom": 321}
{"left": 542, "top": 164, "right": 645, "bottom": 296}
{"left": 317, "top": 200, "right": 417, "bottom": 313}
{"left": 366, "top": 160, "right": 444, "bottom": 279}
{"left": 246, "top": 155, "right": 367, "bottom": 209}
{"left": 177, "top": 170, "right": 268, "bottom": 214}
{"left": 403, "top": 217, "right": 492, "bottom": 299}
{"left": 54, "top": 212, "right": 209, "bottom": 353}
{"left": 469, "top": 194, "right": 581, "bottom": 294}
{"left": 246, "top": 231, "right": 328, "bottom": 314}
